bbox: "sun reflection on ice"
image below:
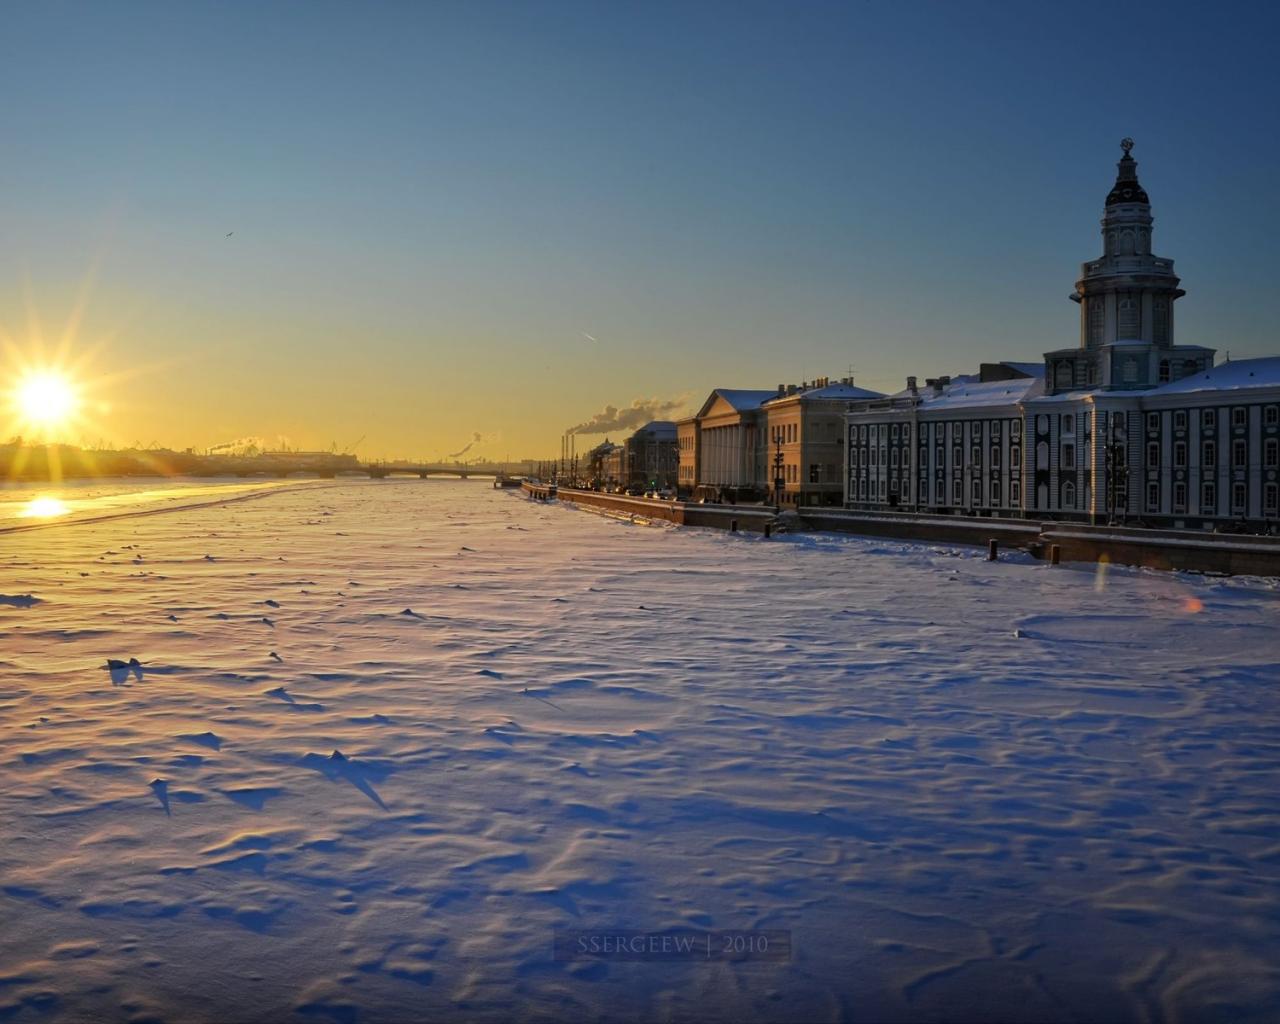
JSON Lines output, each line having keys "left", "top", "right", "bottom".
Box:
{"left": 22, "top": 496, "right": 70, "bottom": 518}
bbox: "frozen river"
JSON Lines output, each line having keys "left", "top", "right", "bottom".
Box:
{"left": 1, "top": 478, "right": 1278, "bottom": 1022}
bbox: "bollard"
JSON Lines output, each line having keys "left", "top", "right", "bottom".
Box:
{"left": 730, "top": 519, "right": 739, "bottom": 533}
{"left": 763, "top": 523, "right": 772, "bottom": 539}
{"left": 1050, "top": 544, "right": 1061, "bottom": 565}
{"left": 987, "top": 539, "right": 998, "bottom": 561}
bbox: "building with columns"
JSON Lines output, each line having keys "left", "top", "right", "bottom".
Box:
{"left": 846, "top": 140, "right": 1280, "bottom": 530}
{"left": 680, "top": 379, "right": 883, "bottom": 503}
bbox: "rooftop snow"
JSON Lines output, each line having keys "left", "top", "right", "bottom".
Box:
{"left": 1148, "top": 356, "right": 1280, "bottom": 395}
{"left": 762, "top": 383, "right": 885, "bottom": 406}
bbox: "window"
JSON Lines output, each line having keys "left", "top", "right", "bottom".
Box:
{"left": 1202, "top": 409, "right": 1215, "bottom": 430}
{"left": 890, "top": 448, "right": 898, "bottom": 468}
{"left": 1158, "top": 360, "right": 1171, "bottom": 384}
{"left": 1174, "top": 441, "right": 1187, "bottom": 467}
{"left": 1147, "top": 442, "right": 1159, "bottom": 468}
{"left": 1122, "top": 357, "right": 1139, "bottom": 383}
{"left": 890, "top": 424, "right": 899, "bottom": 441}
{"left": 1089, "top": 299, "right": 1104, "bottom": 345}
{"left": 1012, "top": 420, "right": 1022, "bottom": 438}
{"left": 1147, "top": 413, "right": 1160, "bottom": 432}
{"left": 953, "top": 479, "right": 962, "bottom": 504}
{"left": 1203, "top": 441, "right": 1216, "bottom": 468}
{"left": 1174, "top": 482, "right": 1186, "bottom": 511}
{"left": 953, "top": 446, "right": 962, "bottom": 468}
{"left": 1174, "top": 410, "right": 1187, "bottom": 430}
{"left": 1062, "top": 444, "right": 1076, "bottom": 470}
{"left": 972, "top": 478, "right": 982, "bottom": 503}
{"left": 1233, "top": 440, "right": 1247, "bottom": 469}
{"left": 1266, "top": 484, "right": 1278, "bottom": 515}
{"left": 1119, "top": 297, "right": 1139, "bottom": 336}
{"left": 1267, "top": 439, "right": 1278, "bottom": 469}
{"left": 1266, "top": 406, "right": 1279, "bottom": 427}
{"left": 1202, "top": 482, "right": 1216, "bottom": 513}
{"left": 990, "top": 446, "right": 1001, "bottom": 468}
{"left": 1232, "top": 407, "right": 1247, "bottom": 428}
{"left": 903, "top": 424, "right": 911, "bottom": 443}
{"left": 1232, "top": 483, "right": 1246, "bottom": 514}
{"left": 1055, "top": 362, "right": 1072, "bottom": 389}
{"left": 1062, "top": 481, "right": 1076, "bottom": 509}
{"left": 991, "top": 481, "right": 1001, "bottom": 504}
{"left": 971, "top": 446, "right": 981, "bottom": 467}
{"left": 1061, "top": 415, "right": 1074, "bottom": 436}
{"left": 1010, "top": 480, "right": 1021, "bottom": 505}
{"left": 1010, "top": 445, "right": 1020, "bottom": 467}
{"left": 1153, "top": 298, "right": 1169, "bottom": 345}
{"left": 1147, "top": 482, "right": 1160, "bottom": 512}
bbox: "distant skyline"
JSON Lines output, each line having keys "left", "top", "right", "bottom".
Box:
{"left": 2, "top": 1, "right": 1279, "bottom": 459}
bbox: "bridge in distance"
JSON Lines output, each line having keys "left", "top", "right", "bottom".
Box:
{"left": 212, "top": 456, "right": 534, "bottom": 480}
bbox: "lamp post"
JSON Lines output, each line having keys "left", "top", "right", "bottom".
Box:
{"left": 773, "top": 431, "right": 785, "bottom": 512}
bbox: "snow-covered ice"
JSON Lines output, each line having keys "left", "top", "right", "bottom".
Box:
{"left": 1, "top": 479, "right": 1278, "bottom": 1022}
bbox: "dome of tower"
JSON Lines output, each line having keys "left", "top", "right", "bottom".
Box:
{"left": 1105, "top": 137, "right": 1149, "bottom": 206}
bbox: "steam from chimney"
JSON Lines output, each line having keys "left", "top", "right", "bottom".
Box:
{"left": 568, "top": 396, "right": 688, "bottom": 435}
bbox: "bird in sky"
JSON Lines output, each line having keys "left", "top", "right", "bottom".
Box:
{"left": 225, "top": 231, "right": 234, "bottom": 237}
{"left": 581, "top": 332, "right": 598, "bottom": 343}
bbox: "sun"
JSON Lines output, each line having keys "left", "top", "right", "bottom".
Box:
{"left": 16, "top": 370, "right": 78, "bottom": 428}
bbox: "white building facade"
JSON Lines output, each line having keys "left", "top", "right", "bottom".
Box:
{"left": 846, "top": 141, "right": 1280, "bottom": 531}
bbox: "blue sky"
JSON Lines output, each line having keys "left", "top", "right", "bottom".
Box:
{"left": 1, "top": 1, "right": 1278, "bottom": 456}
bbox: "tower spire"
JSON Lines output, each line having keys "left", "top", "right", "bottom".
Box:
{"left": 1106, "top": 137, "right": 1148, "bottom": 206}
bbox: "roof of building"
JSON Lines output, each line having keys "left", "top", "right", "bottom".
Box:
{"left": 629, "top": 420, "right": 677, "bottom": 439}
{"left": 1147, "top": 356, "right": 1280, "bottom": 396}
{"left": 762, "top": 382, "right": 884, "bottom": 406}
{"left": 1106, "top": 139, "right": 1150, "bottom": 207}
{"left": 1000, "top": 361, "right": 1046, "bottom": 378}
{"left": 694, "top": 389, "right": 780, "bottom": 418}
{"left": 715, "top": 389, "right": 779, "bottom": 411}
{"left": 914, "top": 375, "right": 1044, "bottom": 410}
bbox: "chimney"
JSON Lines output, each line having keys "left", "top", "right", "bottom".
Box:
{"left": 907, "top": 375, "right": 918, "bottom": 395}
{"left": 938, "top": 375, "right": 951, "bottom": 388}
{"left": 777, "top": 384, "right": 785, "bottom": 395}
{"left": 786, "top": 384, "right": 797, "bottom": 396}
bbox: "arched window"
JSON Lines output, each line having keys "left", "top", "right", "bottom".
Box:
{"left": 1055, "top": 362, "right": 1073, "bottom": 389}
{"left": 1062, "top": 480, "right": 1076, "bottom": 509}
{"left": 1153, "top": 298, "right": 1170, "bottom": 345}
{"left": 1089, "top": 299, "right": 1105, "bottom": 345}
{"left": 1118, "top": 298, "right": 1139, "bottom": 338}
{"left": 1120, "top": 229, "right": 1135, "bottom": 256}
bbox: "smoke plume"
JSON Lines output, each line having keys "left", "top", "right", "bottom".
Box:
{"left": 568, "top": 396, "right": 689, "bottom": 436}
{"left": 446, "top": 431, "right": 498, "bottom": 459}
